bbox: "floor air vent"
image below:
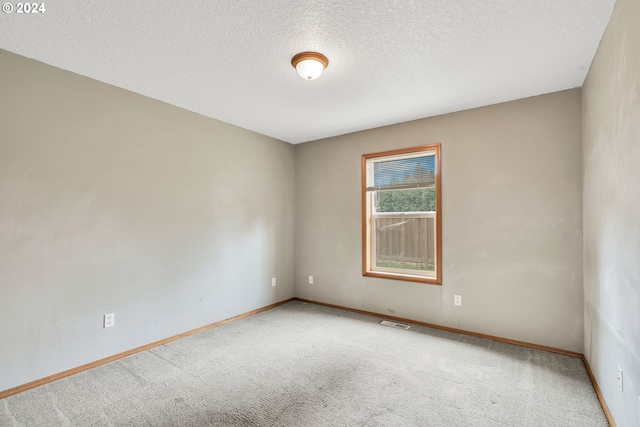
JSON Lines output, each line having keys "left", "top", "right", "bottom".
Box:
{"left": 379, "top": 319, "right": 410, "bottom": 330}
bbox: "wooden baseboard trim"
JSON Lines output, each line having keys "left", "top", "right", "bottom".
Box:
{"left": 2, "top": 296, "right": 616, "bottom": 427}
{"left": 581, "top": 355, "right": 616, "bottom": 427}
{"left": 293, "top": 297, "right": 582, "bottom": 358}
{"left": 0, "top": 298, "right": 294, "bottom": 400}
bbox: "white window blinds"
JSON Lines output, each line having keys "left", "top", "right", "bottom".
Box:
{"left": 366, "top": 152, "right": 436, "bottom": 192}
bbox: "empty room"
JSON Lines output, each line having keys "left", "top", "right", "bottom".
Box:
{"left": 1, "top": 0, "right": 638, "bottom": 426}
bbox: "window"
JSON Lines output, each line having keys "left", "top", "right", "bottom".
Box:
{"left": 362, "top": 144, "right": 441, "bottom": 284}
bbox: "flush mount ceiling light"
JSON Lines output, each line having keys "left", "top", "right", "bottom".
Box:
{"left": 291, "top": 51, "right": 329, "bottom": 80}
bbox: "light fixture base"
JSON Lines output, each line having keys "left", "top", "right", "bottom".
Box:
{"left": 291, "top": 51, "right": 329, "bottom": 80}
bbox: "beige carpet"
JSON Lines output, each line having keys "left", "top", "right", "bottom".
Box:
{"left": 0, "top": 300, "right": 608, "bottom": 426}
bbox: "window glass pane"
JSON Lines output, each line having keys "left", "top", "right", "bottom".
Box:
{"left": 373, "top": 214, "right": 435, "bottom": 273}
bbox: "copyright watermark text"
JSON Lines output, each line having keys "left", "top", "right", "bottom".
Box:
{"left": 3, "top": 3, "right": 46, "bottom": 13}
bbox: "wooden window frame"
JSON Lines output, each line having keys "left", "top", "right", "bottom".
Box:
{"left": 361, "top": 144, "right": 442, "bottom": 285}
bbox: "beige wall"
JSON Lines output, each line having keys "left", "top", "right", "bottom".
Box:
{"left": 0, "top": 50, "right": 295, "bottom": 392}
{"left": 295, "top": 90, "right": 584, "bottom": 352}
{"left": 582, "top": 0, "right": 640, "bottom": 424}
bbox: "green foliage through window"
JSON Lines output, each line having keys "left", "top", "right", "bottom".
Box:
{"left": 376, "top": 188, "right": 436, "bottom": 212}
{"left": 374, "top": 160, "right": 436, "bottom": 212}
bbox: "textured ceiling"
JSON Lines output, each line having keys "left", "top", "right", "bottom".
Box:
{"left": 1, "top": 1, "right": 616, "bottom": 144}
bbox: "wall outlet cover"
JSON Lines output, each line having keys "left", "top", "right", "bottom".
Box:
{"left": 104, "top": 313, "right": 115, "bottom": 328}
{"left": 309, "top": 275, "right": 314, "bottom": 284}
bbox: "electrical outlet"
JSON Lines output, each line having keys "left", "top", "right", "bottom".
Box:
{"left": 104, "top": 313, "right": 115, "bottom": 328}
{"left": 617, "top": 366, "right": 623, "bottom": 391}
{"left": 272, "top": 277, "right": 276, "bottom": 287}
{"left": 308, "top": 275, "right": 313, "bottom": 284}
{"left": 454, "top": 295, "right": 462, "bottom": 306}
